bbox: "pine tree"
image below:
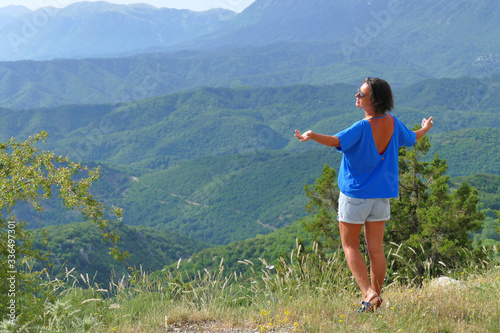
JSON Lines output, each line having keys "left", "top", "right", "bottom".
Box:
{"left": 386, "top": 134, "right": 484, "bottom": 279}
{"left": 303, "top": 163, "right": 341, "bottom": 252}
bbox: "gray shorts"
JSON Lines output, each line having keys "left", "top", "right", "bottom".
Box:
{"left": 337, "top": 192, "right": 390, "bottom": 224}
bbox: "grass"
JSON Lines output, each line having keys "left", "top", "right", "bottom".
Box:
{"left": 3, "top": 245, "right": 500, "bottom": 332}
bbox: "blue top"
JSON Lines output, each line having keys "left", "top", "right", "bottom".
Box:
{"left": 334, "top": 114, "right": 416, "bottom": 198}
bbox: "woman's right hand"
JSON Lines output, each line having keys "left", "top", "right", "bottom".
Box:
{"left": 414, "top": 116, "right": 434, "bottom": 142}
{"left": 421, "top": 116, "right": 434, "bottom": 129}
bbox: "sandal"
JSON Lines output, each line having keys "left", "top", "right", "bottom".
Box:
{"left": 358, "top": 296, "right": 382, "bottom": 313}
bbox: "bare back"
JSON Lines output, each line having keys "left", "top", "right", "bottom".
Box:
{"left": 368, "top": 114, "right": 394, "bottom": 155}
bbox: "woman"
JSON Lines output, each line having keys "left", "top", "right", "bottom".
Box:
{"left": 294, "top": 77, "right": 434, "bottom": 312}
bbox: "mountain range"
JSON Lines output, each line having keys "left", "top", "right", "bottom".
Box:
{"left": 0, "top": 0, "right": 499, "bottom": 109}
{"left": 2, "top": 0, "right": 500, "bottom": 62}
{"left": 0, "top": 2, "right": 236, "bottom": 60}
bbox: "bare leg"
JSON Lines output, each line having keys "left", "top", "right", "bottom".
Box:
{"left": 339, "top": 221, "right": 378, "bottom": 302}
{"left": 364, "top": 221, "right": 386, "bottom": 296}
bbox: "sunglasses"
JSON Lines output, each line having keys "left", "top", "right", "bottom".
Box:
{"left": 357, "top": 86, "right": 367, "bottom": 99}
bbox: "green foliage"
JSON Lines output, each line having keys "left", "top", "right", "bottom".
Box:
{"left": 0, "top": 48, "right": 364, "bottom": 109}
{"left": 498, "top": 210, "right": 500, "bottom": 236}
{"left": 0, "top": 132, "right": 125, "bottom": 319}
{"left": 387, "top": 135, "right": 485, "bottom": 280}
{"left": 303, "top": 163, "right": 340, "bottom": 252}
{"left": 449, "top": 173, "right": 500, "bottom": 247}
{"left": 9, "top": 163, "right": 133, "bottom": 230}
{"left": 0, "top": 84, "right": 356, "bottom": 171}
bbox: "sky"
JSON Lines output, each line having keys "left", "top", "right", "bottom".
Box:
{"left": 0, "top": 0, "right": 256, "bottom": 12}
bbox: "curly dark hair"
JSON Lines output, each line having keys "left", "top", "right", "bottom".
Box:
{"left": 364, "top": 77, "right": 394, "bottom": 115}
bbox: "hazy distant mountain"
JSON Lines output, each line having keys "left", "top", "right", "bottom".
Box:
{"left": 193, "top": 0, "right": 500, "bottom": 47}
{"left": 190, "top": 0, "right": 500, "bottom": 67}
{"left": 0, "top": 1, "right": 236, "bottom": 61}
{"left": 2, "top": 0, "right": 499, "bottom": 64}
{"left": 186, "top": 0, "right": 370, "bottom": 48}
{"left": 0, "top": 5, "right": 31, "bottom": 16}
{"left": 0, "top": 5, "right": 31, "bottom": 30}
{"left": 0, "top": 0, "right": 499, "bottom": 109}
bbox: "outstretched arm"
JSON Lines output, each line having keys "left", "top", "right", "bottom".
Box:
{"left": 414, "top": 116, "right": 434, "bottom": 142}
{"left": 294, "top": 129, "right": 340, "bottom": 147}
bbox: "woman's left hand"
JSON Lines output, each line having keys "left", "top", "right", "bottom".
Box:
{"left": 294, "top": 129, "right": 313, "bottom": 142}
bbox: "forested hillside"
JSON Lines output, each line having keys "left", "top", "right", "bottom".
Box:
{"left": 163, "top": 217, "right": 316, "bottom": 281}
{"left": 428, "top": 127, "right": 500, "bottom": 176}
{"left": 0, "top": 46, "right": 420, "bottom": 109}
{"left": 3, "top": 80, "right": 499, "bottom": 247}
{"left": 1, "top": 78, "right": 498, "bottom": 169}
{"left": 29, "top": 222, "right": 208, "bottom": 286}
{"left": 120, "top": 149, "right": 339, "bottom": 244}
